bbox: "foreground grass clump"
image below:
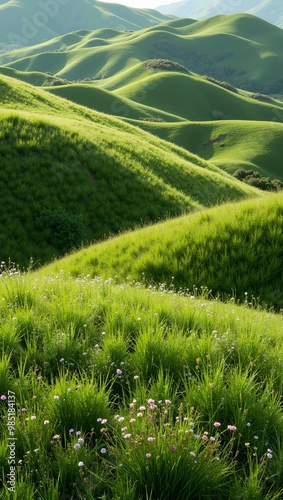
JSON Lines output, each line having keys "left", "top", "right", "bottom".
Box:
{"left": 45, "top": 191, "right": 283, "bottom": 310}
{"left": 1, "top": 271, "right": 283, "bottom": 498}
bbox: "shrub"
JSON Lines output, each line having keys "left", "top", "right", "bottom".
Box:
{"left": 37, "top": 208, "right": 87, "bottom": 253}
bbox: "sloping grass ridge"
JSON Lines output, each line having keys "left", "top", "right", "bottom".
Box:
{"left": 44, "top": 192, "right": 283, "bottom": 309}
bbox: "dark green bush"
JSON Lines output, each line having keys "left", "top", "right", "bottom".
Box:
{"left": 233, "top": 169, "right": 283, "bottom": 191}
{"left": 37, "top": 208, "right": 87, "bottom": 253}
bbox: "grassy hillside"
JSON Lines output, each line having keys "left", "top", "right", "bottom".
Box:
{"left": 0, "top": 0, "right": 172, "bottom": 47}
{"left": 129, "top": 119, "right": 283, "bottom": 179}
{"left": 113, "top": 68, "right": 283, "bottom": 122}
{"left": 0, "top": 73, "right": 260, "bottom": 268}
{"left": 43, "top": 192, "right": 283, "bottom": 309}
{"left": 1, "top": 14, "right": 282, "bottom": 94}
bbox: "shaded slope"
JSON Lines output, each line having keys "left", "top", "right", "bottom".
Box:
{"left": 0, "top": 74, "right": 260, "bottom": 267}
{"left": 43, "top": 192, "right": 283, "bottom": 309}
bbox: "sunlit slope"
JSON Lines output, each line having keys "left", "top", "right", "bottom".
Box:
{"left": 1, "top": 14, "right": 282, "bottom": 93}
{"left": 0, "top": 0, "right": 172, "bottom": 46}
{"left": 129, "top": 119, "right": 283, "bottom": 178}
{"left": 113, "top": 69, "right": 283, "bottom": 122}
{"left": 0, "top": 74, "right": 260, "bottom": 267}
{"left": 44, "top": 83, "right": 184, "bottom": 122}
{"left": 43, "top": 192, "right": 283, "bottom": 309}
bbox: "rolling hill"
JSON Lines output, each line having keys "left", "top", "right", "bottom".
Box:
{"left": 157, "top": 0, "right": 283, "bottom": 29}
{"left": 1, "top": 14, "right": 282, "bottom": 95}
{"left": 0, "top": 73, "right": 260, "bottom": 268}
{"left": 0, "top": 0, "right": 172, "bottom": 49}
{"left": 42, "top": 191, "right": 283, "bottom": 309}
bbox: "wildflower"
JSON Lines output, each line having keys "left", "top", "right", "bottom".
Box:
{"left": 78, "top": 461, "right": 84, "bottom": 467}
{"left": 246, "top": 422, "right": 251, "bottom": 427}
{"left": 254, "top": 436, "right": 258, "bottom": 440}
{"left": 43, "top": 420, "right": 49, "bottom": 425}
{"left": 69, "top": 428, "right": 74, "bottom": 433}
{"left": 121, "top": 427, "right": 128, "bottom": 432}
{"left": 118, "top": 417, "right": 125, "bottom": 422}
{"left": 190, "top": 451, "right": 196, "bottom": 457}
{"left": 124, "top": 434, "right": 131, "bottom": 439}
{"left": 130, "top": 419, "right": 136, "bottom": 423}
{"left": 210, "top": 436, "right": 216, "bottom": 442}
{"left": 165, "top": 400, "right": 171, "bottom": 405}
{"left": 53, "top": 396, "right": 59, "bottom": 401}
{"left": 202, "top": 435, "right": 208, "bottom": 441}
{"left": 148, "top": 437, "right": 155, "bottom": 442}
{"left": 101, "top": 331, "right": 106, "bottom": 335}
{"left": 97, "top": 418, "right": 102, "bottom": 422}
{"left": 100, "top": 448, "right": 107, "bottom": 454}
{"left": 137, "top": 412, "right": 143, "bottom": 417}
{"left": 129, "top": 403, "right": 135, "bottom": 409}
{"left": 227, "top": 425, "right": 237, "bottom": 432}
{"left": 245, "top": 443, "right": 250, "bottom": 447}
{"left": 267, "top": 453, "right": 272, "bottom": 459}
{"left": 101, "top": 419, "right": 107, "bottom": 424}
{"left": 1, "top": 395, "right": 7, "bottom": 401}
{"left": 171, "top": 446, "right": 177, "bottom": 451}
{"left": 214, "top": 422, "right": 221, "bottom": 428}
{"left": 116, "top": 369, "right": 122, "bottom": 375}
{"left": 53, "top": 434, "right": 60, "bottom": 439}
{"left": 146, "top": 453, "right": 151, "bottom": 458}
{"left": 59, "top": 358, "right": 64, "bottom": 362}
{"left": 139, "top": 406, "right": 146, "bottom": 411}
{"left": 78, "top": 438, "right": 84, "bottom": 444}
{"left": 76, "top": 431, "right": 81, "bottom": 436}
{"left": 74, "top": 443, "right": 80, "bottom": 450}
{"left": 147, "top": 399, "right": 155, "bottom": 405}
{"left": 134, "top": 375, "right": 139, "bottom": 380}
{"left": 34, "top": 449, "right": 39, "bottom": 453}
{"left": 31, "top": 415, "right": 36, "bottom": 420}
{"left": 22, "top": 408, "right": 27, "bottom": 412}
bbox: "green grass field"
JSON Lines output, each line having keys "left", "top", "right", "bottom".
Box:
{"left": 1, "top": 269, "right": 283, "bottom": 499}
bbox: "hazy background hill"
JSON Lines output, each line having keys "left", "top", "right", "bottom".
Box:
{"left": 0, "top": 0, "right": 172, "bottom": 49}
{"left": 157, "top": 0, "right": 283, "bottom": 29}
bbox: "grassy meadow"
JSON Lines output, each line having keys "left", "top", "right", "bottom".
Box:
{"left": 1, "top": 269, "right": 283, "bottom": 499}
{"left": 1, "top": 8, "right": 283, "bottom": 500}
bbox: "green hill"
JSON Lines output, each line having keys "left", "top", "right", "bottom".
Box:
{"left": 0, "top": 73, "right": 260, "bottom": 268}
{"left": 128, "top": 119, "right": 283, "bottom": 179}
{"left": 43, "top": 192, "right": 283, "bottom": 309}
{"left": 0, "top": 0, "right": 172, "bottom": 48}
{"left": 1, "top": 14, "right": 282, "bottom": 94}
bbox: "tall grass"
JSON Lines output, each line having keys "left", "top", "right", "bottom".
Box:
{"left": 44, "top": 191, "right": 283, "bottom": 310}
{"left": 1, "top": 271, "right": 283, "bottom": 498}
